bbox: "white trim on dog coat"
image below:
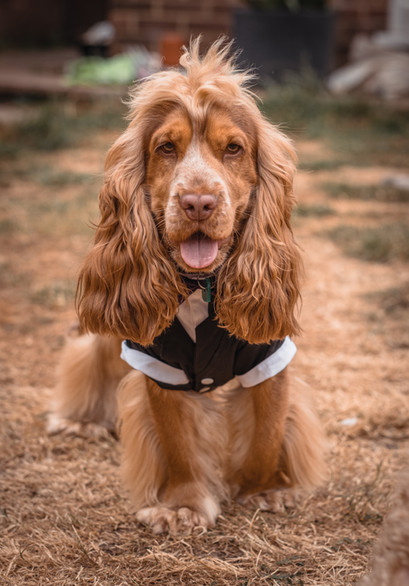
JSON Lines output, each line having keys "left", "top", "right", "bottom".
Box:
{"left": 121, "top": 288, "right": 296, "bottom": 393}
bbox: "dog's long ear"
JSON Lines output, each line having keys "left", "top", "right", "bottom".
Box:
{"left": 216, "top": 119, "right": 302, "bottom": 344}
{"left": 76, "top": 126, "right": 184, "bottom": 346}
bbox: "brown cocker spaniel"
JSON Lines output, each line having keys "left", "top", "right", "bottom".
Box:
{"left": 50, "top": 39, "right": 325, "bottom": 534}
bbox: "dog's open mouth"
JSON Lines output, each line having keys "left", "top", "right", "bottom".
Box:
{"left": 179, "top": 232, "right": 220, "bottom": 269}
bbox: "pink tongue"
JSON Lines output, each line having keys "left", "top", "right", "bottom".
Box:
{"left": 180, "top": 234, "right": 219, "bottom": 269}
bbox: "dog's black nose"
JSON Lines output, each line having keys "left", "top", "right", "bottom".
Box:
{"left": 180, "top": 194, "right": 217, "bottom": 221}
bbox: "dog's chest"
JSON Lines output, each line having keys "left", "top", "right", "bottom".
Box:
{"left": 176, "top": 288, "right": 210, "bottom": 342}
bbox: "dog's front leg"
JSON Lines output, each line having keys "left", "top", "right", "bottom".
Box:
{"left": 135, "top": 378, "right": 224, "bottom": 534}
{"left": 228, "top": 369, "right": 293, "bottom": 510}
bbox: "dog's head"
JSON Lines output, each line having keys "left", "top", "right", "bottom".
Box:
{"left": 145, "top": 102, "right": 257, "bottom": 273}
{"left": 77, "top": 39, "right": 301, "bottom": 345}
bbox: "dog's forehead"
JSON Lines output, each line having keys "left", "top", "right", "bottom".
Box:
{"left": 203, "top": 104, "right": 256, "bottom": 139}
{"left": 151, "top": 100, "right": 256, "bottom": 143}
{"left": 150, "top": 108, "right": 192, "bottom": 144}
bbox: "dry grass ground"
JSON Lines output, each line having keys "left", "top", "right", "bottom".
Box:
{"left": 0, "top": 92, "right": 408, "bottom": 585}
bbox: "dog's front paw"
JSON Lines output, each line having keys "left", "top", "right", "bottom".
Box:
{"left": 47, "top": 413, "right": 114, "bottom": 439}
{"left": 239, "top": 488, "right": 297, "bottom": 512}
{"left": 136, "top": 505, "right": 211, "bottom": 534}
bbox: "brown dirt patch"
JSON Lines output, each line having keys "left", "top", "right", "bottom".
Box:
{"left": 1, "top": 122, "right": 408, "bottom": 586}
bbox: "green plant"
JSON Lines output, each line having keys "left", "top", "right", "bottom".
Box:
{"left": 368, "top": 284, "right": 409, "bottom": 316}
{"left": 31, "top": 281, "right": 76, "bottom": 308}
{"left": 0, "top": 98, "right": 125, "bottom": 156}
{"left": 324, "top": 182, "right": 409, "bottom": 203}
{"left": 262, "top": 85, "right": 409, "bottom": 167}
{"left": 293, "top": 203, "right": 335, "bottom": 217}
{"left": 326, "top": 224, "right": 409, "bottom": 263}
{"left": 298, "top": 159, "right": 343, "bottom": 171}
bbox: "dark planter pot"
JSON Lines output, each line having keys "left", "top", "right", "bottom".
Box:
{"left": 233, "top": 8, "right": 335, "bottom": 83}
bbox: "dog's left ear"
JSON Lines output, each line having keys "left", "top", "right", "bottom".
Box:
{"left": 76, "top": 125, "right": 185, "bottom": 345}
{"left": 216, "top": 119, "right": 302, "bottom": 344}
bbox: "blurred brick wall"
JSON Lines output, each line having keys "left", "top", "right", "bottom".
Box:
{"left": 109, "top": 0, "right": 388, "bottom": 68}
{"left": 0, "top": 0, "right": 109, "bottom": 46}
{"left": 0, "top": 0, "right": 66, "bottom": 45}
{"left": 109, "top": 0, "right": 388, "bottom": 66}
{"left": 109, "top": 0, "right": 240, "bottom": 56}
{"left": 0, "top": 0, "right": 389, "bottom": 66}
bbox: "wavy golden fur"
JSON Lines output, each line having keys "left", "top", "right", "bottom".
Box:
{"left": 50, "top": 38, "right": 325, "bottom": 534}
{"left": 77, "top": 38, "right": 301, "bottom": 345}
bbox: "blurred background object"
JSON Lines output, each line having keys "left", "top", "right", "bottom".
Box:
{"left": 65, "top": 48, "right": 161, "bottom": 86}
{"left": 80, "top": 21, "right": 115, "bottom": 57}
{"left": 374, "top": 0, "right": 409, "bottom": 50}
{"left": 233, "top": 0, "right": 335, "bottom": 83}
{"left": 328, "top": 0, "right": 409, "bottom": 99}
{"left": 160, "top": 32, "right": 186, "bottom": 67}
{"left": 0, "top": 0, "right": 404, "bottom": 98}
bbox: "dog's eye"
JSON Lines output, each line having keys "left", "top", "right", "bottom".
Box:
{"left": 225, "top": 143, "right": 242, "bottom": 156}
{"left": 159, "top": 142, "right": 176, "bottom": 154}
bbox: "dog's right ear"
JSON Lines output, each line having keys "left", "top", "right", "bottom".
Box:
{"left": 76, "top": 126, "right": 184, "bottom": 346}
